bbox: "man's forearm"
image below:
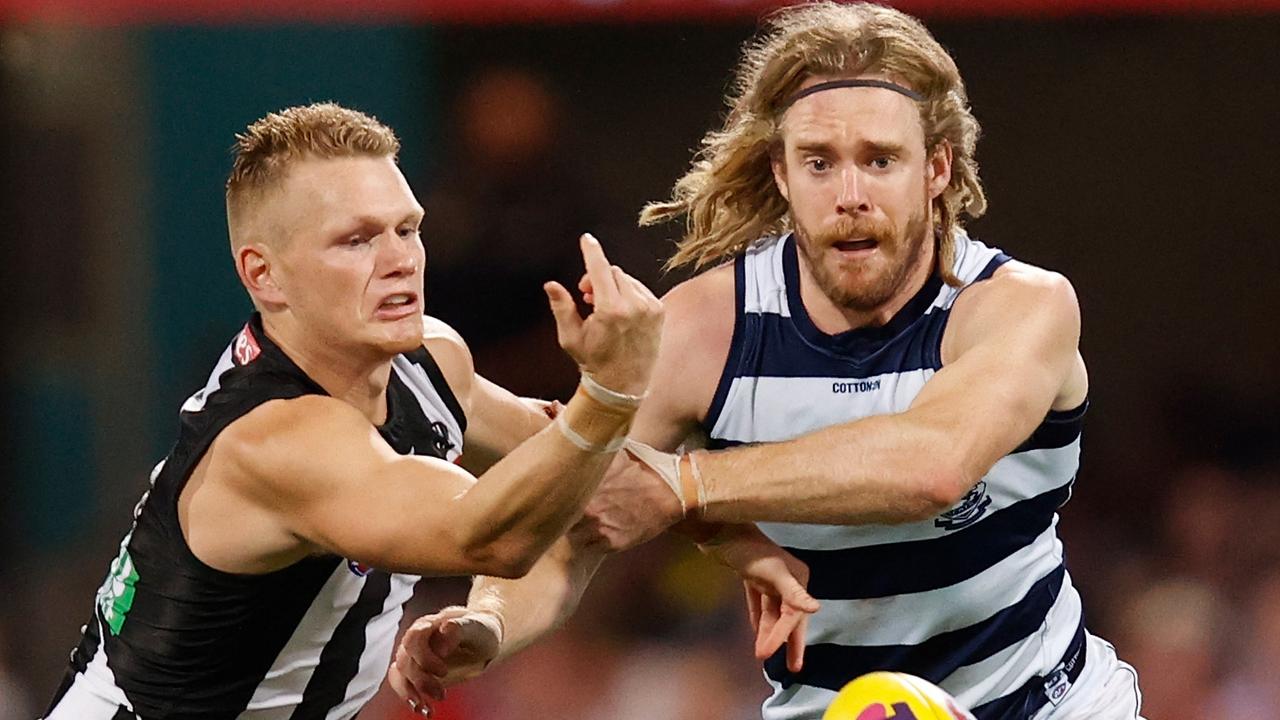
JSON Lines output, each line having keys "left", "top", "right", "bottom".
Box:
{"left": 468, "top": 539, "right": 606, "bottom": 662}
{"left": 452, "top": 386, "right": 633, "bottom": 576}
{"left": 693, "top": 412, "right": 964, "bottom": 526}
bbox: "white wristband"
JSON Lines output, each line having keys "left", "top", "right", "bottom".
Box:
{"left": 580, "top": 371, "right": 646, "bottom": 410}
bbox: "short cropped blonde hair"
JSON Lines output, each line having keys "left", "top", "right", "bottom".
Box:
{"left": 642, "top": 2, "right": 986, "bottom": 284}
{"left": 226, "top": 102, "right": 400, "bottom": 239}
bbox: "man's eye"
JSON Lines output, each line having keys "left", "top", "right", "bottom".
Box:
{"left": 807, "top": 158, "right": 830, "bottom": 172}
{"left": 872, "top": 157, "right": 894, "bottom": 169}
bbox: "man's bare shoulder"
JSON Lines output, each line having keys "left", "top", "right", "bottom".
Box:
{"left": 662, "top": 262, "right": 737, "bottom": 350}
{"left": 964, "top": 260, "right": 1079, "bottom": 321}
{"left": 943, "top": 259, "right": 1082, "bottom": 371}
{"left": 421, "top": 315, "right": 476, "bottom": 413}
{"left": 634, "top": 262, "right": 737, "bottom": 440}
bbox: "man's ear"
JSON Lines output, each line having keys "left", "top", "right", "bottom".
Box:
{"left": 771, "top": 142, "right": 791, "bottom": 203}
{"left": 237, "top": 243, "right": 286, "bottom": 308}
{"left": 926, "top": 139, "right": 953, "bottom": 200}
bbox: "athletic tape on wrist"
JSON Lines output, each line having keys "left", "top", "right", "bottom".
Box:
{"left": 680, "top": 448, "right": 711, "bottom": 515}
{"left": 470, "top": 609, "right": 506, "bottom": 648}
{"left": 555, "top": 413, "right": 625, "bottom": 453}
{"left": 580, "top": 371, "right": 646, "bottom": 409}
{"left": 622, "top": 439, "right": 699, "bottom": 518}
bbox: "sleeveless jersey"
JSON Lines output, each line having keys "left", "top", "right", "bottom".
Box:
{"left": 45, "top": 313, "right": 467, "bottom": 720}
{"left": 705, "top": 233, "right": 1087, "bottom": 720}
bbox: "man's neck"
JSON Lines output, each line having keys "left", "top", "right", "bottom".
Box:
{"left": 261, "top": 314, "right": 393, "bottom": 426}
{"left": 796, "top": 247, "right": 936, "bottom": 335}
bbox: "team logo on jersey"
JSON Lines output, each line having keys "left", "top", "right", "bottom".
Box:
{"left": 934, "top": 481, "right": 991, "bottom": 531}
{"left": 232, "top": 323, "right": 261, "bottom": 365}
{"left": 348, "top": 559, "right": 373, "bottom": 577}
{"left": 427, "top": 421, "right": 454, "bottom": 456}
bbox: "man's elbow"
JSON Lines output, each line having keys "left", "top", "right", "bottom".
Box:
{"left": 907, "top": 463, "right": 976, "bottom": 522}
{"left": 456, "top": 535, "right": 543, "bottom": 579}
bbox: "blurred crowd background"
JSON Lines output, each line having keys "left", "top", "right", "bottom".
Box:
{"left": 1, "top": 1, "right": 1278, "bottom": 718}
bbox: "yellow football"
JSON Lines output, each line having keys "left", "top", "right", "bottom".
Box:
{"left": 822, "top": 672, "right": 976, "bottom": 720}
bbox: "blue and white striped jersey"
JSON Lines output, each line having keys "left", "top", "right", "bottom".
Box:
{"left": 703, "top": 232, "right": 1086, "bottom": 720}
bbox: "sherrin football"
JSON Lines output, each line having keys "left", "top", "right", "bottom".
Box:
{"left": 822, "top": 672, "right": 976, "bottom": 720}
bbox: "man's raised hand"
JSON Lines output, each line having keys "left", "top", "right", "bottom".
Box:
{"left": 544, "top": 233, "right": 662, "bottom": 397}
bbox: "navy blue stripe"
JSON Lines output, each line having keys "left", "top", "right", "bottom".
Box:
{"left": 971, "top": 622, "right": 1087, "bottom": 720}
{"left": 765, "top": 565, "right": 1066, "bottom": 689}
{"left": 783, "top": 234, "right": 951, "bottom": 358}
{"left": 787, "top": 481, "right": 1071, "bottom": 600}
{"left": 289, "top": 571, "right": 393, "bottom": 720}
{"left": 730, "top": 309, "right": 950, "bottom": 379}
{"left": 975, "top": 252, "right": 1013, "bottom": 282}
{"left": 1013, "top": 401, "right": 1087, "bottom": 454}
{"left": 702, "top": 254, "right": 748, "bottom": 434}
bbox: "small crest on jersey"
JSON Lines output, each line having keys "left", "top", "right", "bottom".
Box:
{"left": 348, "top": 559, "right": 373, "bottom": 577}
{"left": 1043, "top": 667, "right": 1072, "bottom": 705}
{"left": 233, "top": 323, "right": 262, "bottom": 365}
{"left": 934, "top": 481, "right": 991, "bottom": 531}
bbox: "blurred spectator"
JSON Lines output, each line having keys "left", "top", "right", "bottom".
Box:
{"left": 1209, "top": 570, "right": 1280, "bottom": 715}
{"left": 1115, "top": 578, "right": 1224, "bottom": 720}
{"left": 1161, "top": 465, "right": 1247, "bottom": 591}
{"left": 422, "top": 66, "right": 601, "bottom": 399}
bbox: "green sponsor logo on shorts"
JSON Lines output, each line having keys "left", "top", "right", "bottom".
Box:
{"left": 96, "top": 545, "right": 139, "bottom": 635}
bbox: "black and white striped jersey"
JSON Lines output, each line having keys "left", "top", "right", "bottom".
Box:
{"left": 45, "top": 313, "right": 466, "bottom": 720}
{"left": 706, "top": 233, "right": 1088, "bottom": 719}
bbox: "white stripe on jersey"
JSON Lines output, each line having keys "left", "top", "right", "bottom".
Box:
{"left": 181, "top": 346, "right": 234, "bottom": 414}
{"left": 327, "top": 573, "right": 419, "bottom": 720}
{"left": 49, "top": 616, "right": 134, "bottom": 716}
{"left": 943, "top": 573, "right": 1083, "bottom": 710}
{"left": 237, "top": 563, "right": 367, "bottom": 717}
{"left": 711, "top": 372, "right": 932, "bottom": 442}
{"left": 805, "top": 522, "right": 1065, "bottom": 646}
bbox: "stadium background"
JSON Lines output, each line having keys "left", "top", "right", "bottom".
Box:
{"left": 1, "top": 0, "right": 1278, "bottom": 716}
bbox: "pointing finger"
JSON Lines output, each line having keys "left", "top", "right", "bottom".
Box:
{"left": 579, "top": 234, "right": 620, "bottom": 306}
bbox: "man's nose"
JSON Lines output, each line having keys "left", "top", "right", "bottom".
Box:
{"left": 381, "top": 232, "right": 419, "bottom": 276}
{"left": 835, "top": 167, "right": 871, "bottom": 215}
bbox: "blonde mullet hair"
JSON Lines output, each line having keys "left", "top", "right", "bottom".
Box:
{"left": 225, "top": 102, "right": 400, "bottom": 239}
{"left": 642, "top": 2, "right": 987, "bottom": 284}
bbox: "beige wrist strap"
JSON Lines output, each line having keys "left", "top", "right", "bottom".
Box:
{"left": 554, "top": 382, "right": 635, "bottom": 453}
{"left": 555, "top": 413, "right": 626, "bottom": 453}
{"left": 679, "top": 451, "right": 707, "bottom": 518}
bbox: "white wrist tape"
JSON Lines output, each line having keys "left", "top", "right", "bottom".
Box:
{"left": 580, "top": 371, "right": 646, "bottom": 409}
{"left": 467, "top": 609, "right": 506, "bottom": 648}
{"left": 555, "top": 413, "right": 625, "bottom": 453}
{"left": 623, "top": 438, "right": 704, "bottom": 518}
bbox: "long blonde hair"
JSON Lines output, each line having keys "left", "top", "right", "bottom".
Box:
{"left": 642, "top": 2, "right": 986, "bottom": 284}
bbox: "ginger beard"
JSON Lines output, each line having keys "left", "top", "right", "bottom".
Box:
{"left": 792, "top": 201, "right": 932, "bottom": 313}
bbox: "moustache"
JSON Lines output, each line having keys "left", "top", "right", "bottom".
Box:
{"left": 810, "top": 217, "right": 895, "bottom": 246}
